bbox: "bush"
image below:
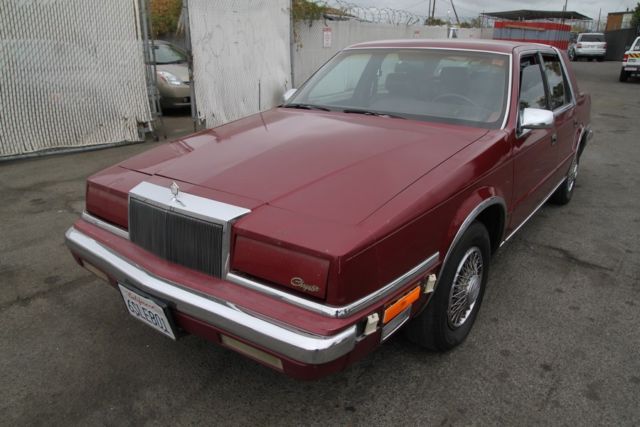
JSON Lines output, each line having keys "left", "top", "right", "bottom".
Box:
{"left": 150, "top": 0, "right": 182, "bottom": 37}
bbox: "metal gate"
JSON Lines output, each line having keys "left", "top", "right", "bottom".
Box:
{"left": 0, "top": 0, "right": 153, "bottom": 159}
{"left": 186, "top": 0, "right": 292, "bottom": 128}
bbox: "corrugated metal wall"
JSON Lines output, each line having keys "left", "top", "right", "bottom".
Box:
{"left": 0, "top": 0, "right": 152, "bottom": 159}
{"left": 188, "top": 0, "right": 291, "bottom": 128}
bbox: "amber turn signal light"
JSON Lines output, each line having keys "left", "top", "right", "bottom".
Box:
{"left": 383, "top": 286, "right": 421, "bottom": 324}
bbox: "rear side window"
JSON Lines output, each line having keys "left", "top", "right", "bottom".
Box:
{"left": 519, "top": 55, "right": 547, "bottom": 110}
{"left": 541, "top": 54, "right": 571, "bottom": 110}
{"left": 580, "top": 34, "right": 604, "bottom": 42}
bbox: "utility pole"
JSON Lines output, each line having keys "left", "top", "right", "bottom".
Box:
{"left": 561, "top": 0, "right": 568, "bottom": 25}
{"left": 596, "top": 8, "right": 601, "bottom": 31}
{"left": 427, "top": 0, "right": 432, "bottom": 24}
{"left": 431, "top": 0, "right": 436, "bottom": 21}
{"left": 450, "top": 0, "right": 460, "bottom": 25}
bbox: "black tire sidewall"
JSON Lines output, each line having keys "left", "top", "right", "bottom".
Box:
{"left": 418, "top": 222, "right": 491, "bottom": 350}
{"left": 551, "top": 153, "right": 578, "bottom": 205}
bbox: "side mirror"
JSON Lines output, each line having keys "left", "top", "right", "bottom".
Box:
{"left": 521, "top": 108, "right": 554, "bottom": 129}
{"left": 282, "top": 88, "right": 297, "bottom": 103}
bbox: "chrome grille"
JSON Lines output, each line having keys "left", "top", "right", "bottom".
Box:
{"left": 129, "top": 198, "right": 224, "bottom": 277}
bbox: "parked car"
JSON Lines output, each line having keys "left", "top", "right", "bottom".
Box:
{"left": 619, "top": 36, "right": 640, "bottom": 82}
{"left": 65, "top": 39, "right": 591, "bottom": 380}
{"left": 568, "top": 33, "right": 606, "bottom": 61}
{"left": 153, "top": 40, "right": 191, "bottom": 109}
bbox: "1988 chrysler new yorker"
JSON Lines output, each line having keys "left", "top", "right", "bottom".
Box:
{"left": 66, "top": 40, "right": 591, "bottom": 380}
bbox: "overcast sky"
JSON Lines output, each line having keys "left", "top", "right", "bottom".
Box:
{"left": 326, "top": 0, "right": 637, "bottom": 23}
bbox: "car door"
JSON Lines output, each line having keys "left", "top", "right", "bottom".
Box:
{"left": 510, "top": 52, "right": 558, "bottom": 229}
{"left": 540, "top": 51, "right": 577, "bottom": 180}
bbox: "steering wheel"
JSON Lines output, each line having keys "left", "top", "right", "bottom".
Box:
{"left": 433, "top": 93, "right": 478, "bottom": 107}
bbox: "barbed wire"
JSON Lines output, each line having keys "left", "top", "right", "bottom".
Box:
{"left": 315, "top": 0, "right": 428, "bottom": 25}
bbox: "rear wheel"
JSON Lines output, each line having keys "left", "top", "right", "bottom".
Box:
{"left": 551, "top": 151, "right": 579, "bottom": 205}
{"left": 405, "top": 222, "right": 491, "bottom": 351}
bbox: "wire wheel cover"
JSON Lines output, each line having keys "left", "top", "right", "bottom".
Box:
{"left": 447, "top": 246, "right": 484, "bottom": 328}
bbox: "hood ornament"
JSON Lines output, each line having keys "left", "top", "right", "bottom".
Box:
{"left": 170, "top": 181, "right": 184, "bottom": 206}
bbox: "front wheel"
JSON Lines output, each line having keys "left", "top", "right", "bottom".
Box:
{"left": 405, "top": 222, "right": 491, "bottom": 351}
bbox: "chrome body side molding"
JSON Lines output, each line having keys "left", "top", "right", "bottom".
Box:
{"left": 500, "top": 178, "right": 565, "bottom": 246}
{"left": 227, "top": 251, "right": 439, "bottom": 319}
{"left": 436, "top": 196, "right": 507, "bottom": 289}
{"left": 82, "top": 211, "right": 129, "bottom": 240}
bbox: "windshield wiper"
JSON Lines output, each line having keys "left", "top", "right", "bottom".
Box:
{"left": 284, "top": 103, "right": 331, "bottom": 111}
{"left": 342, "top": 109, "right": 406, "bottom": 119}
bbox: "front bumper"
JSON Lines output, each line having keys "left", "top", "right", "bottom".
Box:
{"left": 159, "top": 84, "right": 191, "bottom": 108}
{"left": 65, "top": 227, "right": 357, "bottom": 366}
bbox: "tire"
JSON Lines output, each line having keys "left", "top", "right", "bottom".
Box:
{"left": 551, "top": 151, "right": 579, "bottom": 205}
{"left": 405, "top": 222, "right": 491, "bottom": 351}
{"left": 619, "top": 69, "right": 629, "bottom": 82}
{"left": 597, "top": 57, "right": 604, "bottom": 62}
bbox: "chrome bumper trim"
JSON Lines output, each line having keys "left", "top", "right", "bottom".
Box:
{"left": 82, "top": 211, "right": 129, "bottom": 240}
{"left": 228, "top": 251, "right": 439, "bottom": 319}
{"left": 65, "top": 227, "right": 356, "bottom": 365}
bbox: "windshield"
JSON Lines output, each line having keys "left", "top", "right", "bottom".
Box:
{"left": 286, "top": 49, "right": 509, "bottom": 128}
{"left": 580, "top": 34, "right": 605, "bottom": 42}
{"left": 154, "top": 43, "right": 187, "bottom": 64}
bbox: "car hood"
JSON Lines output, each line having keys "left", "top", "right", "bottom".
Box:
{"left": 120, "top": 109, "right": 488, "bottom": 225}
{"left": 156, "top": 63, "right": 190, "bottom": 82}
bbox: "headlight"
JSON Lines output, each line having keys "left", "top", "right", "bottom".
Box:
{"left": 157, "top": 71, "right": 183, "bottom": 86}
{"left": 232, "top": 235, "right": 330, "bottom": 299}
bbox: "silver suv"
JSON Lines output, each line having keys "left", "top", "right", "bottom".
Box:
{"left": 569, "top": 33, "right": 606, "bottom": 62}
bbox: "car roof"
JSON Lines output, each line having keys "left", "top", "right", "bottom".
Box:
{"left": 346, "top": 38, "right": 546, "bottom": 54}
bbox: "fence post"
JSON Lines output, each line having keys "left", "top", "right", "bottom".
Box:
{"left": 290, "top": 0, "right": 295, "bottom": 88}
{"left": 183, "top": 0, "right": 198, "bottom": 131}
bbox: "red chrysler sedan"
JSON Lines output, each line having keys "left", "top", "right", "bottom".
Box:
{"left": 66, "top": 40, "right": 591, "bottom": 380}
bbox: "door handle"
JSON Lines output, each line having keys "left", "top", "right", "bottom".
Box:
{"left": 551, "top": 134, "right": 558, "bottom": 145}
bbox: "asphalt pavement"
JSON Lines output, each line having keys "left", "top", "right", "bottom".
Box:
{"left": 1, "top": 62, "right": 639, "bottom": 426}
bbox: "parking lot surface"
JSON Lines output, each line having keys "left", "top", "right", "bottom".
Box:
{"left": 1, "top": 62, "right": 639, "bottom": 425}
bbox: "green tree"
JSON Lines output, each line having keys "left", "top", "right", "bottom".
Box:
{"left": 632, "top": 2, "right": 640, "bottom": 30}
{"left": 292, "top": 0, "right": 332, "bottom": 25}
{"left": 425, "top": 17, "right": 446, "bottom": 26}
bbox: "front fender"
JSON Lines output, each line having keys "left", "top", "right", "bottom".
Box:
{"left": 437, "top": 189, "right": 506, "bottom": 284}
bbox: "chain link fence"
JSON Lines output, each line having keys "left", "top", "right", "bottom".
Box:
{"left": 0, "top": 0, "right": 152, "bottom": 159}
{"left": 187, "top": 0, "right": 291, "bottom": 128}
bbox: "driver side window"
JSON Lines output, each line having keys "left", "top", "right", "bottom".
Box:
{"left": 519, "top": 54, "right": 548, "bottom": 111}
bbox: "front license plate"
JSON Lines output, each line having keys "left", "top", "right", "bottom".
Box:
{"left": 118, "top": 284, "right": 176, "bottom": 340}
